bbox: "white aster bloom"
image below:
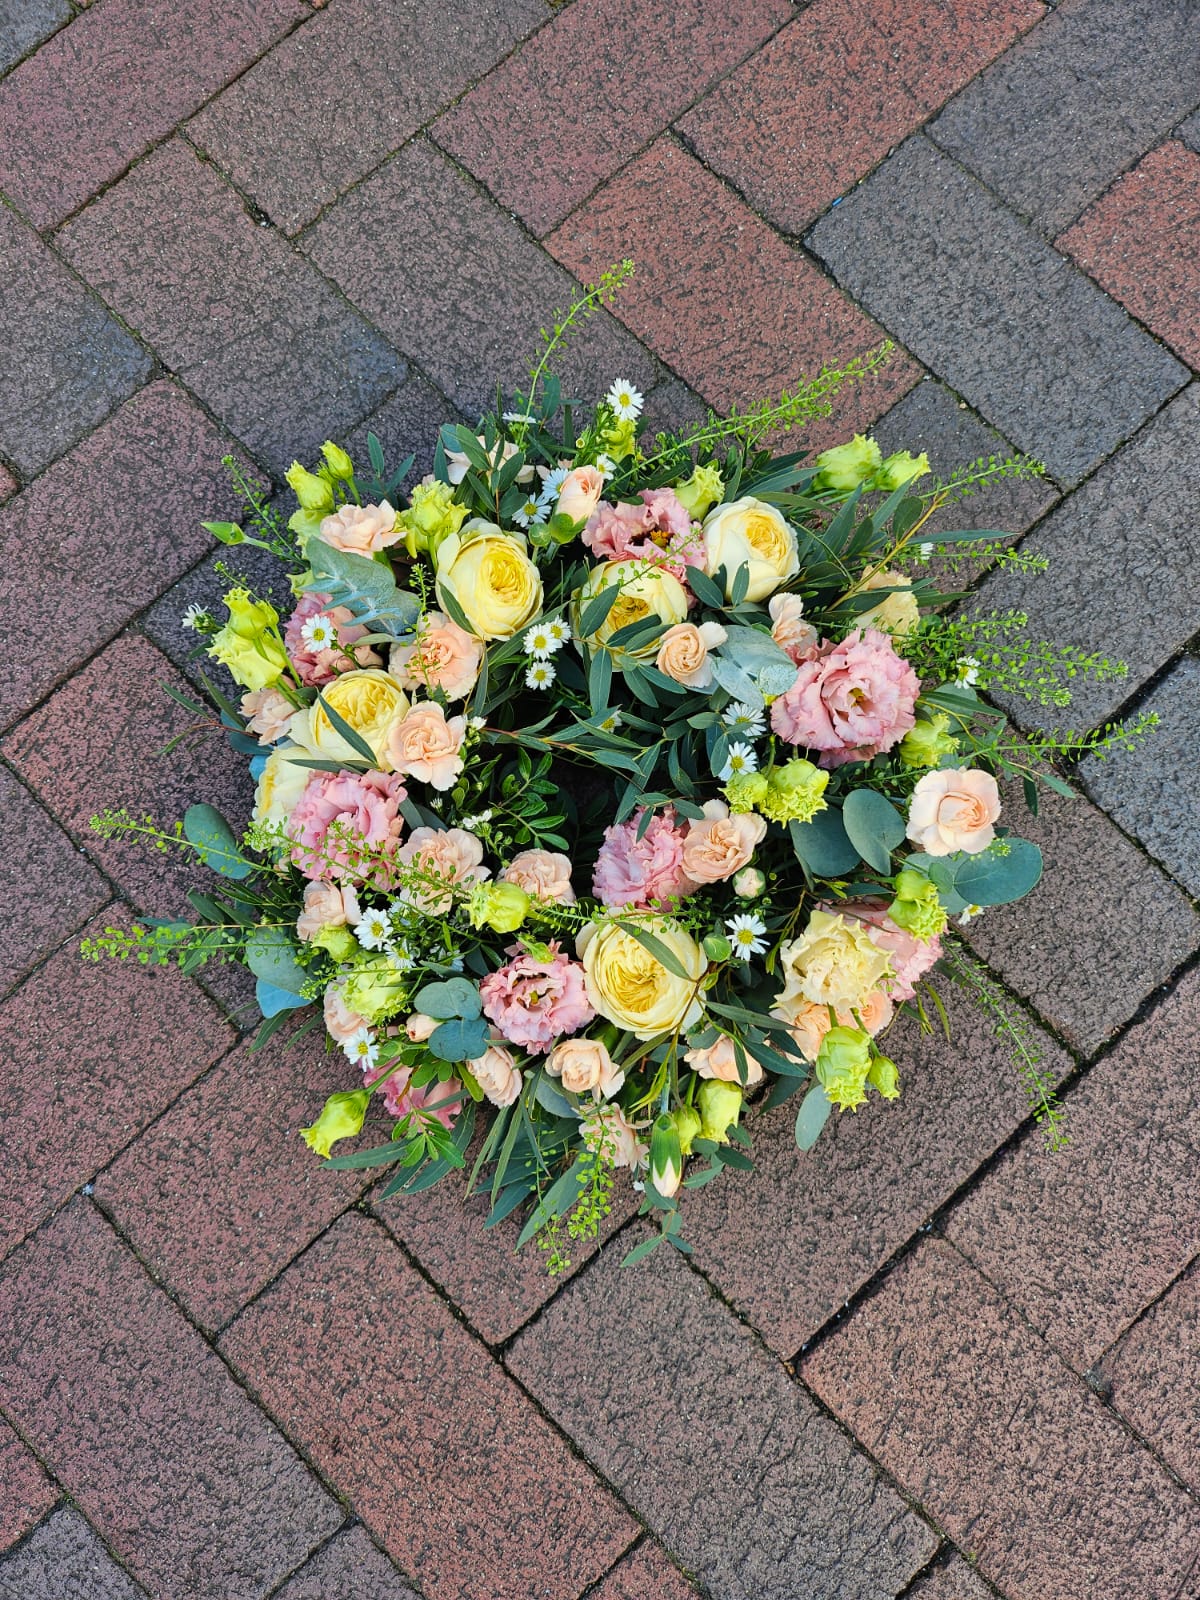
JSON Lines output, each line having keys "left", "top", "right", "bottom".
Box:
{"left": 502, "top": 410, "right": 536, "bottom": 425}
{"left": 545, "top": 616, "right": 571, "bottom": 648}
{"left": 181, "top": 603, "right": 211, "bottom": 632}
{"left": 598, "top": 710, "right": 623, "bottom": 733}
{"left": 595, "top": 453, "right": 616, "bottom": 478}
{"left": 726, "top": 913, "right": 768, "bottom": 961}
{"left": 300, "top": 613, "right": 337, "bottom": 649}
{"left": 955, "top": 655, "right": 981, "bottom": 687}
{"left": 469, "top": 716, "right": 487, "bottom": 731}
{"left": 344, "top": 1028, "right": 379, "bottom": 1069}
{"left": 526, "top": 661, "right": 557, "bottom": 690}
{"left": 958, "top": 904, "right": 984, "bottom": 925}
{"left": 606, "top": 379, "right": 644, "bottom": 420}
{"left": 385, "top": 939, "right": 414, "bottom": 972}
{"left": 538, "top": 465, "right": 569, "bottom": 498}
{"left": 718, "top": 742, "right": 758, "bottom": 782}
{"left": 355, "top": 906, "right": 393, "bottom": 951}
{"left": 523, "top": 621, "right": 556, "bottom": 659}
{"left": 512, "top": 495, "right": 545, "bottom": 529}
{"left": 721, "top": 701, "right": 766, "bottom": 738}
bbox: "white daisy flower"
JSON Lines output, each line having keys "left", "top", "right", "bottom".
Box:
{"left": 955, "top": 655, "right": 981, "bottom": 687}
{"left": 502, "top": 410, "right": 536, "bottom": 425}
{"left": 958, "top": 904, "right": 984, "bottom": 925}
{"left": 598, "top": 710, "right": 623, "bottom": 733}
{"left": 512, "top": 495, "right": 545, "bottom": 529}
{"left": 545, "top": 616, "right": 571, "bottom": 647}
{"left": 181, "top": 603, "right": 211, "bottom": 632}
{"left": 606, "top": 379, "right": 644, "bottom": 420}
{"left": 469, "top": 716, "right": 487, "bottom": 731}
{"left": 595, "top": 453, "right": 616, "bottom": 479}
{"left": 355, "top": 906, "right": 393, "bottom": 951}
{"left": 526, "top": 661, "right": 557, "bottom": 690}
{"left": 523, "top": 621, "right": 556, "bottom": 659}
{"left": 725, "top": 913, "right": 768, "bottom": 961}
{"left": 917, "top": 542, "right": 934, "bottom": 562}
{"left": 718, "top": 742, "right": 758, "bottom": 782}
{"left": 537, "top": 465, "right": 569, "bottom": 499}
{"left": 384, "top": 939, "right": 414, "bottom": 972}
{"left": 344, "top": 1028, "right": 379, "bottom": 1070}
{"left": 721, "top": 701, "right": 766, "bottom": 738}
{"left": 301, "top": 613, "right": 337, "bottom": 649}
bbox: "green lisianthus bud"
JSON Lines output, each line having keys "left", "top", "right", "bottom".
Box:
{"left": 602, "top": 416, "right": 638, "bottom": 463}
{"left": 650, "top": 1112, "right": 683, "bottom": 1198}
{"left": 758, "top": 759, "right": 830, "bottom": 824}
{"left": 340, "top": 956, "right": 407, "bottom": 1024}
{"left": 868, "top": 1051, "right": 900, "bottom": 1100}
{"left": 673, "top": 1104, "right": 702, "bottom": 1156}
{"left": 814, "top": 434, "right": 882, "bottom": 492}
{"left": 320, "top": 441, "right": 355, "bottom": 481}
{"left": 311, "top": 925, "right": 360, "bottom": 962}
{"left": 887, "top": 871, "right": 948, "bottom": 941}
{"left": 898, "top": 713, "right": 958, "bottom": 770}
{"left": 207, "top": 587, "right": 288, "bottom": 691}
{"left": 703, "top": 933, "right": 733, "bottom": 962}
{"left": 674, "top": 462, "right": 725, "bottom": 520}
{"left": 697, "top": 1079, "right": 743, "bottom": 1145}
{"left": 401, "top": 479, "right": 469, "bottom": 559}
{"left": 815, "top": 1025, "right": 872, "bottom": 1111}
{"left": 873, "top": 449, "right": 930, "bottom": 491}
{"left": 467, "top": 881, "right": 530, "bottom": 935}
{"left": 300, "top": 1089, "right": 370, "bottom": 1159}
{"left": 723, "top": 770, "right": 770, "bottom": 813}
{"left": 287, "top": 460, "right": 335, "bottom": 513}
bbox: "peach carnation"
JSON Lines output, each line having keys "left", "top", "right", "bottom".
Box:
{"left": 780, "top": 989, "right": 894, "bottom": 1063}
{"left": 656, "top": 621, "right": 728, "bottom": 688}
{"left": 386, "top": 701, "right": 467, "bottom": 792}
{"left": 389, "top": 611, "right": 482, "bottom": 701}
{"left": 592, "top": 806, "right": 697, "bottom": 910}
{"left": 479, "top": 942, "right": 595, "bottom": 1054}
{"left": 502, "top": 849, "right": 576, "bottom": 904}
{"left": 546, "top": 1036, "right": 624, "bottom": 1099}
{"left": 297, "top": 880, "right": 361, "bottom": 942}
{"left": 395, "top": 826, "right": 489, "bottom": 914}
{"left": 324, "top": 980, "right": 367, "bottom": 1044}
{"left": 906, "top": 768, "right": 1001, "bottom": 857}
{"left": 768, "top": 592, "right": 819, "bottom": 665}
{"left": 682, "top": 799, "right": 767, "bottom": 884}
{"left": 770, "top": 627, "right": 920, "bottom": 768}
{"left": 240, "top": 686, "right": 295, "bottom": 745}
{"left": 317, "top": 500, "right": 402, "bottom": 555}
{"left": 684, "top": 1034, "right": 764, "bottom": 1087}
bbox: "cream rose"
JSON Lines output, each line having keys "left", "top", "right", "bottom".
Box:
{"left": 578, "top": 559, "right": 689, "bottom": 651}
{"left": 655, "top": 620, "right": 728, "bottom": 688}
{"left": 469, "top": 1043, "right": 523, "bottom": 1107}
{"left": 578, "top": 919, "right": 707, "bottom": 1040}
{"left": 906, "top": 768, "right": 1002, "bottom": 856}
{"left": 389, "top": 611, "right": 482, "bottom": 701}
{"left": 702, "top": 496, "right": 799, "bottom": 602}
{"left": 683, "top": 1034, "right": 764, "bottom": 1087}
{"left": 317, "top": 500, "right": 401, "bottom": 555}
{"left": 253, "top": 746, "right": 312, "bottom": 829}
{"left": 435, "top": 520, "right": 543, "bottom": 640}
{"left": 385, "top": 701, "right": 467, "bottom": 792}
{"left": 556, "top": 465, "right": 606, "bottom": 523}
{"left": 501, "top": 849, "right": 576, "bottom": 904}
{"left": 405, "top": 1012, "right": 439, "bottom": 1043}
{"left": 546, "top": 1036, "right": 625, "bottom": 1099}
{"left": 682, "top": 799, "right": 768, "bottom": 884}
{"left": 773, "top": 910, "right": 894, "bottom": 1019}
{"left": 290, "top": 669, "right": 409, "bottom": 769}
{"left": 855, "top": 568, "right": 920, "bottom": 636}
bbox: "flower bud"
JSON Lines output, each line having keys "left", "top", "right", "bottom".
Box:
{"left": 674, "top": 462, "right": 725, "bottom": 521}
{"left": 467, "top": 881, "right": 530, "bottom": 934}
{"left": 758, "top": 758, "right": 829, "bottom": 824}
{"left": 733, "top": 866, "right": 766, "bottom": 899}
{"left": 673, "top": 1104, "right": 702, "bottom": 1156}
{"left": 868, "top": 1051, "right": 900, "bottom": 1100}
{"left": 286, "top": 460, "right": 335, "bottom": 513}
{"left": 703, "top": 933, "right": 732, "bottom": 962}
{"left": 401, "top": 478, "right": 469, "bottom": 560}
{"left": 873, "top": 449, "right": 930, "bottom": 491}
{"left": 815, "top": 1025, "right": 872, "bottom": 1111}
{"left": 723, "top": 770, "right": 770, "bottom": 813}
{"left": 887, "top": 871, "right": 948, "bottom": 941}
{"left": 311, "top": 925, "right": 359, "bottom": 962}
{"left": 405, "top": 1012, "right": 439, "bottom": 1043}
{"left": 300, "top": 1088, "right": 370, "bottom": 1159}
{"left": 649, "top": 1112, "right": 683, "bottom": 1198}
{"left": 320, "top": 441, "right": 355, "bottom": 481}
{"left": 697, "top": 1079, "right": 743, "bottom": 1145}
{"left": 813, "top": 434, "right": 882, "bottom": 492}
{"left": 898, "top": 713, "right": 958, "bottom": 770}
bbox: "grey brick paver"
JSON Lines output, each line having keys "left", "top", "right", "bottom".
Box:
{"left": 806, "top": 134, "right": 1188, "bottom": 486}
{"left": 0, "top": 0, "right": 69, "bottom": 78}
{"left": 0, "top": 1508, "right": 149, "bottom": 1600}
{"left": 271, "top": 1527, "right": 418, "bottom": 1600}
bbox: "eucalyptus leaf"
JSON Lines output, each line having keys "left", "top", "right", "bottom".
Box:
{"left": 304, "top": 541, "right": 420, "bottom": 637}
{"left": 428, "top": 1015, "right": 491, "bottom": 1063}
{"left": 245, "top": 926, "right": 309, "bottom": 995}
{"left": 183, "top": 804, "right": 252, "bottom": 880}
{"left": 931, "top": 838, "right": 1043, "bottom": 907}
{"left": 789, "top": 808, "right": 860, "bottom": 876}
{"left": 841, "top": 788, "right": 906, "bottom": 874}
{"left": 413, "top": 977, "right": 482, "bottom": 1020}
{"left": 255, "top": 980, "right": 309, "bottom": 1017}
{"left": 795, "top": 1081, "right": 833, "bottom": 1150}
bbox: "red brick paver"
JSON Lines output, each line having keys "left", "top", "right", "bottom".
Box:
{"left": 220, "top": 1211, "right": 637, "bottom": 1600}
{"left": 0, "top": 1416, "right": 56, "bottom": 1554}
{"left": 1101, "top": 1262, "right": 1200, "bottom": 1494}
{"left": 803, "top": 1239, "right": 1200, "bottom": 1600}
{"left": 588, "top": 1540, "right": 702, "bottom": 1600}
{"left": 272, "top": 1526, "right": 418, "bottom": 1600}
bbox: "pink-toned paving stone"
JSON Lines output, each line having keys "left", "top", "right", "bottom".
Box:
{"left": 1100, "top": 1261, "right": 1200, "bottom": 1494}
{"left": 586, "top": 1540, "right": 703, "bottom": 1600}
{"left": 0, "top": 381, "right": 245, "bottom": 731}
{"left": 0, "top": 908, "right": 234, "bottom": 1262}
{"left": 0, "top": 1507, "right": 148, "bottom": 1599}
{"left": 219, "top": 1210, "right": 637, "bottom": 1600}
{"left": 95, "top": 1028, "right": 371, "bottom": 1333}
{"left": 1058, "top": 140, "right": 1200, "bottom": 371}
{"left": 0, "top": 1415, "right": 56, "bottom": 1554}
{"left": 272, "top": 1526, "right": 418, "bottom": 1600}
{"left": 802, "top": 1238, "right": 1200, "bottom": 1600}
{"left": 0, "top": 0, "right": 71, "bottom": 77}
{"left": 0, "top": 765, "right": 107, "bottom": 997}
{"left": 191, "top": 0, "right": 548, "bottom": 235}
{"left": 683, "top": 984, "right": 1070, "bottom": 1358}
{"left": 947, "top": 966, "right": 1200, "bottom": 1372}
{"left": 2, "top": 632, "right": 254, "bottom": 918}
{"left": 0, "top": 1202, "right": 341, "bottom": 1599}
{"left": 57, "top": 140, "right": 406, "bottom": 474}
{"left": 0, "top": 0, "right": 305, "bottom": 229}
{"left": 508, "top": 1239, "right": 937, "bottom": 1600}
{"left": 905, "top": 1557, "right": 995, "bottom": 1600}
{"left": 434, "top": 0, "right": 791, "bottom": 237}
{"left": 0, "top": 466, "right": 17, "bottom": 502}
{"left": 546, "top": 137, "right": 920, "bottom": 443}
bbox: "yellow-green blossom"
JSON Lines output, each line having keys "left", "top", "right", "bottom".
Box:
{"left": 697, "top": 1079, "right": 743, "bottom": 1144}
{"left": 300, "top": 1089, "right": 370, "bottom": 1159}
{"left": 207, "top": 588, "right": 289, "bottom": 691}
{"left": 602, "top": 415, "right": 638, "bottom": 463}
{"left": 673, "top": 1103, "right": 702, "bottom": 1156}
{"left": 867, "top": 1052, "right": 900, "bottom": 1100}
{"left": 874, "top": 449, "right": 930, "bottom": 491}
{"left": 815, "top": 1025, "right": 872, "bottom": 1110}
{"left": 310, "top": 925, "right": 359, "bottom": 962}
{"left": 675, "top": 462, "right": 725, "bottom": 520}
{"left": 758, "top": 759, "right": 829, "bottom": 824}
{"left": 724, "top": 770, "right": 770, "bottom": 813}
{"left": 898, "top": 713, "right": 958, "bottom": 769}
{"left": 400, "top": 478, "right": 469, "bottom": 559}
{"left": 467, "top": 881, "right": 529, "bottom": 935}
{"left": 814, "top": 434, "right": 882, "bottom": 492}
{"left": 320, "top": 440, "right": 355, "bottom": 481}
{"left": 339, "top": 956, "right": 408, "bottom": 1024}
{"left": 887, "top": 869, "right": 948, "bottom": 941}
{"left": 286, "top": 460, "right": 335, "bottom": 541}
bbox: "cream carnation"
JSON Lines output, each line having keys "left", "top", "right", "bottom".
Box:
{"left": 241, "top": 687, "right": 295, "bottom": 746}
{"left": 773, "top": 910, "right": 894, "bottom": 1019}
{"left": 855, "top": 568, "right": 921, "bottom": 636}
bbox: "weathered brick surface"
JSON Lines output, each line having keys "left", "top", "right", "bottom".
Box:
{"left": 974, "top": 386, "right": 1200, "bottom": 730}
{"left": 508, "top": 1242, "right": 937, "bottom": 1600}
{"left": 0, "top": 1508, "right": 148, "bottom": 1600}
{"left": 0, "top": 0, "right": 304, "bottom": 229}
{"left": 930, "top": 0, "right": 1200, "bottom": 237}
{"left": 191, "top": 0, "right": 548, "bottom": 235}
{"left": 587, "top": 1541, "right": 702, "bottom": 1600}
{"left": 0, "top": 766, "right": 107, "bottom": 997}
{"left": 0, "top": 1203, "right": 340, "bottom": 1599}
{"left": 807, "top": 134, "right": 1187, "bottom": 486}
{"left": 96, "top": 1030, "right": 368, "bottom": 1332}
{"left": 803, "top": 1239, "right": 1200, "bottom": 1600}
{"left": 684, "top": 986, "right": 1070, "bottom": 1358}
{"left": 1101, "top": 1262, "right": 1200, "bottom": 1494}
{"left": 58, "top": 140, "right": 406, "bottom": 473}
{"left": 946, "top": 966, "right": 1200, "bottom": 1373}
{"left": 0, "top": 178, "right": 150, "bottom": 478}
{"left": 302, "top": 138, "right": 655, "bottom": 421}
{"left": 435, "top": 0, "right": 790, "bottom": 237}
{"left": 342, "top": 372, "right": 463, "bottom": 495}
{"left": 0, "top": 0, "right": 69, "bottom": 76}
{"left": 681, "top": 0, "right": 1043, "bottom": 236}
{"left": 3, "top": 632, "right": 254, "bottom": 917}
{"left": 0, "top": 1417, "right": 56, "bottom": 1555}
{"left": 273, "top": 1527, "right": 418, "bottom": 1600}
{"left": 905, "top": 1557, "right": 994, "bottom": 1600}
{"left": 963, "top": 783, "right": 1199, "bottom": 1054}
{"left": 1058, "top": 140, "right": 1200, "bottom": 372}
{"left": 0, "top": 466, "right": 16, "bottom": 503}
{"left": 0, "top": 381, "right": 242, "bottom": 730}
{"left": 548, "top": 138, "right": 919, "bottom": 441}
{"left": 1181, "top": 106, "right": 1200, "bottom": 154}
{"left": 1081, "top": 656, "right": 1200, "bottom": 898}
{"left": 0, "top": 908, "right": 234, "bottom": 1261}
{"left": 220, "top": 1211, "right": 636, "bottom": 1600}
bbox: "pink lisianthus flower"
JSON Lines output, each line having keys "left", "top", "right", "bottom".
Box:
{"left": 592, "top": 807, "right": 697, "bottom": 911}
{"left": 582, "top": 489, "right": 706, "bottom": 588}
{"left": 839, "top": 899, "right": 941, "bottom": 1002}
{"left": 365, "top": 1060, "right": 461, "bottom": 1128}
{"left": 770, "top": 628, "right": 920, "bottom": 768}
{"left": 284, "top": 592, "right": 382, "bottom": 687}
{"left": 479, "top": 941, "right": 595, "bottom": 1054}
{"left": 286, "top": 769, "right": 407, "bottom": 888}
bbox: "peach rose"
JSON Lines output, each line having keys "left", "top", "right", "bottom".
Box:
{"left": 405, "top": 1012, "right": 439, "bottom": 1043}
{"left": 469, "top": 1043, "right": 523, "bottom": 1107}
{"left": 445, "top": 436, "right": 534, "bottom": 487}
{"left": 682, "top": 799, "right": 768, "bottom": 884}
{"left": 655, "top": 620, "right": 728, "bottom": 688}
{"left": 684, "top": 1034, "right": 764, "bottom": 1087}
{"left": 297, "top": 880, "right": 360, "bottom": 942}
{"left": 768, "top": 592, "right": 819, "bottom": 665}
{"left": 386, "top": 701, "right": 467, "bottom": 792}
{"left": 556, "top": 465, "right": 606, "bottom": 523}
{"left": 502, "top": 849, "right": 576, "bottom": 904}
{"left": 240, "top": 687, "right": 295, "bottom": 746}
{"left": 546, "top": 1037, "right": 625, "bottom": 1099}
{"left": 389, "top": 612, "right": 482, "bottom": 701}
{"left": 906, "top": 768, "right": 1001, "bottom": 856}
{"left": 317, "top": 500, "right": 401, "bottom": 555}
{"left": 324, "top": 981, "right": 367, "bottom": 1044}
{"left": 395, "top": 826, "right": 489, "bottom": 914}
{"left": 779, "top": 990, "right": 894, "bottom": 1063}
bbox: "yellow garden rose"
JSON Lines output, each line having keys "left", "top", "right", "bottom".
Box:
{"left": 252, "top": 745, "right": 312, "bottom": 829}
{"left": 578, "top": 918, "right": 707, "bottom": 1040}
{"left": 855, "top": 568, "right": 920, "bottom": 635}
{"left": 702, "top": 496, "right": 799, "bottom": 602}
{"left": 578, "top": 560, "right": 689, "bottom": 652}
{"left": 772, "top": 910, "right": 893, "bottom": 1020}
{"left": 290, "top": 669, "right": 408, "bottom": 768}
{"left": 434, "top": 519, "right": 543, "bottom": 640}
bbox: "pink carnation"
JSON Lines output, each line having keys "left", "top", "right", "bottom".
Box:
{"left": 770, "top": 627, "right": 920, "bottom": 768}
{"left": 839, "top": 899, "right": 941, "bottom": 1002}
{"left": 479, "top": 941, "right": 595, "bottom": 1054}
{"left": 592, "top": 807, "right": 697, "bottom": 910}
{"left": 284, "top": 592, "right": 382, "bottom": 687}
{"left": 582, "top": 489, "right": 705, "bottom": 587}
{"left": 286, "top": 769, "right": 407, "bottom": 887}
{"left": 365, "top": 1061, "right": 461, "bottom": 1128}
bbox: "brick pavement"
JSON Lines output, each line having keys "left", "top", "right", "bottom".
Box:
{"left": 2, "top": 2, "right": 1199, "bottom": 1595}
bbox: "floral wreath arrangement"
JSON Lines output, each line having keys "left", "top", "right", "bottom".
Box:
{"left": 88, "top": 265, "right": 1155, "bottom": 1269}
